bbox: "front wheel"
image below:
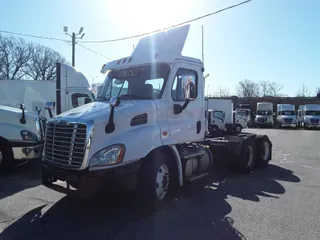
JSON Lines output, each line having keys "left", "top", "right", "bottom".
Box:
{"left": 235, "top": 125, "right": 242, "bottom": 133}
{"left": 137, "top": 150, "right": 175, "bottom": 205}
{"left": 0, "top": 139, "right": 13, "bottom": 173}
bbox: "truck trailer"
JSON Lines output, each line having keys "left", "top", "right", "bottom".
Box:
{"left": 41, "top": 25, "right": 273, "bottom": 204}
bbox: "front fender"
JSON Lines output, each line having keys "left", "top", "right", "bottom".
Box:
{"left": 86, "top": 122, "right": 163, "bottom": 167}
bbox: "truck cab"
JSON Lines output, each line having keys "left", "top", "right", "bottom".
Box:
{"left": 0, "top": 63, "right": 95, "bottom": 119}
{"left": 41, "top": 24, "right": 273, "bottom": 203}
{"left": 276, "top": 104, "right": 297, "bottom": 128}
{"left": 302, "top": 104, "right": 320, "bottom": 129}
{"left": 254, "top": 102, "right": 274, "bottom": 128}
{"left": 0, "top": 105, "right": 45, "bottom": 171}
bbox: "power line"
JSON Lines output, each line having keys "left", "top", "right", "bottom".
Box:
{"left": 0, "top": 29, "right": 69, "bottom": 42}
{"left": 77, "top": 43, "right": 113, "bottom": 60}
{"left": 80, "top": 0, "right": 252, "bottom": 44}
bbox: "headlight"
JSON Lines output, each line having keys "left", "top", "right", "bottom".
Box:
{"left": 20, "top": 130, "right": 38, "bottom": 141}
{"left": 89, "top": 144, "right": 125, "bottom": 167}
{"left": 304, "top": 117, "right": 309, "bottom": 122}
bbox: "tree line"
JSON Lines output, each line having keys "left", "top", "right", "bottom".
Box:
{"left": 0, "top": 34, "right": 66, "bottom": 81}
{"left": 211, "top": 79, "right": 320, "bottom": 98}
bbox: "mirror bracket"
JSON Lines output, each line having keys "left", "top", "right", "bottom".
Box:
{"left": 19, "top": 104, "right": 26, "bottom": 124}
{"left": 174, "top": 98, "right": 191, "bottom": 115}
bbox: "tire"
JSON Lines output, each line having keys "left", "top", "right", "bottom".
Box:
{"left": 136, "top": 150, "right": 175, "bottom": 206}
{"left": 254, "top": 135, "right": 272, "bottom": 168}
{"left": 0, "top": 139, "right": 13, "bottom": 173}
{"left": 235, "top": 125, "right": 242, "bottom": 133}
{"left": 237, "top": 137, "right": 256, "bottom": 173}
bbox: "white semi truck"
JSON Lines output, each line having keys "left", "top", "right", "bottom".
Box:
{"left": 41, "top": 25, "right": 273, "bottom": 203}
{"left": 0, "top": 63, "right": 95, "bottom": 119}
{"left": 301, "top": 104, "right": 320, "bottom": 129}
{"left": 254, "top": 102, "right": 274, "bottom": 128}
{"left": 276, "top": 104, "right": 297, "bottom": 128}
{"left": 205, "top": 99, "right": 247, "bottom": 134}
{"left": 0, "top": 104, "right": 45, "bottom": 171}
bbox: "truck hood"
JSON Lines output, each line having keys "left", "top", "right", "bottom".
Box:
{"left": 0, "top": 105, "right": 39, "bottom": 122}
{"left": 53, "top": 100, "right": 156, "bottom": 125}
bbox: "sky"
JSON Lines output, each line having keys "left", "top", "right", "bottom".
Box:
{"left": 1, "top": 0, "right": 319, "bottom": 97}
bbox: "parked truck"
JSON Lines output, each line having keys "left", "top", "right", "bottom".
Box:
{"left": 206, "top": 99, "right": 247, "bottom": 135}
{"left": 254, "top": 102, "right": 274, "bottom": 128}
{"left": 301, "top": 104, "right": 320, "bottom": 129}
{"left": 236, "top": 103, "right": 252, "bottom": 124}
{"left": 41, "top": 25, "right": 273, "bottom": 204}
{"left": 0, "top": 104, "right": 46, "bottom": 171}
{"left": 276, "top": 104, "right": 297, "bottom": 128}
{"left": 0, "top": 63, "right": 95, "bottom": 119}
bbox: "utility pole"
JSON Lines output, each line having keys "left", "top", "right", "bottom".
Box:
{"left": 64, "top": 26, "right": 85, "bottom": 67}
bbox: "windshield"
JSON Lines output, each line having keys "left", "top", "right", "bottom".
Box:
{"left": 256, "top": 110, "right": 272, "bottom": 115}
{"left": 305, "top": 111, "right": 320, "bottom": 116}
{"left": 97, "top": 63, "right": 170, "bottom": 101}
{"left": 280, "top": 111, "right": 295, "bottom": 116}
{"left": 237, "top": 109, "right": 249, "bottom": 116}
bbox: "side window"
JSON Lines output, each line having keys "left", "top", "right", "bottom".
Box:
{"left": 171, "top": 68, "right": 198, "bottom": 101}
{"left": 71, "top": 93, "right": 91, "bottom": 108}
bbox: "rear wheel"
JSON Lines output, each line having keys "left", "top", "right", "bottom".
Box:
{"left": 0, "top": 139, "right": 13, "bottom": 173}
{"left": 237, "top": 137, "right": 256, "bottom": 173}
{"left": 254, "top": 135, "right": 272, "bottom": 168}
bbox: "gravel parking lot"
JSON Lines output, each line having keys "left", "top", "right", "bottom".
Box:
{"left": 1, "top": 128, "right": 320, "bottom": 240}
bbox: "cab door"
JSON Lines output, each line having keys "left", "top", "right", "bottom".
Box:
{"left": 166, "top": 61, "right": 205, "bottom": 143}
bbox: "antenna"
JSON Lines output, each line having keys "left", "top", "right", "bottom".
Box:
{"left": 201, "top": 25, "right": 204, "bottom": 66}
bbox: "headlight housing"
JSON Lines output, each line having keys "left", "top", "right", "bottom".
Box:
{"left": 89, "top": 144, "right": 125, "bottom": 167}
{"left": 20, "top": 130, "right": 38, "bottom": 141}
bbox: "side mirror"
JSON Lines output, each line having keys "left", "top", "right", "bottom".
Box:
{"left": 44, "top": 102, "right": 55, "bottom": 110}
{"left": 84, "top": 97, "right": 91, "bottom": 104}
{"left": 110, "top": 96, "right": 120, "bottom": 108}
{"left": 19, "top": 104, "right": 25, "bottom": 110}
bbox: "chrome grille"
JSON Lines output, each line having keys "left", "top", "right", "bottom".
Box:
{"left": 44, "top": 121, "right": 87, "bottom": 169}
{"left": 258, "top": 117, "right": 266, "bottom": 123}
{"left": 311, "top": 118, "right": 319, "bottom": 124}
{"left": 38, "top": 117, "right": 47, "bottom": 140}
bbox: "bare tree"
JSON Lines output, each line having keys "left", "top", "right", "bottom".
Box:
{"left": 316, "top": 86, "right": 320, "bottom": 97}
{"left": 268, "top": 81, "right": 284, "bottom": 97}
{"left": 213, "top": 85, "right": 230, "bottom": 97}
{"left": 25, "top": 44, "right": 66, "bottom": 80}
{"left": 296, "top": 84, "right": 312, "bottom": 97}
{"left": 260, "top": 80, "right": 269, "bottom": 97}
{"left": 237, "top": 79, "right": 260, "bottom": 99}
{"left": 259, "top": 80, "right": 283, "bottom": 97}
{"left": 0, "top": 35, "right": 32, "bottom": 79}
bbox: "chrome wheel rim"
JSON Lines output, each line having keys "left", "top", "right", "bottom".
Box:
{"left": 155, "top": 164, "right": 169, "bottom": 200}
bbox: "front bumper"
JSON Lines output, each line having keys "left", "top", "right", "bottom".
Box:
{"left": 11, "top": 141, "right": 44, "bottom": 160}
{"left": 41, "top": 160, "right": 141, "bottom": 196}
{"left": 304, "top": 123, "right": 320, "bottom": 128}
{"left": 255, "top": 122, "right": 273, "bottom": 127}
{"left": 280, "top": 123, "right": 297, "bottom": 128}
